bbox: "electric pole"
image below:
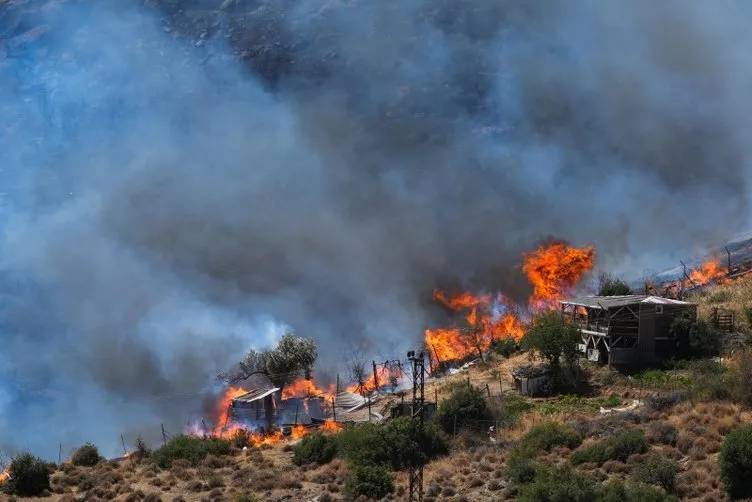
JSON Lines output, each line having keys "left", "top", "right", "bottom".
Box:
{"left": 407, "top": 350, "right": 425, "bottom": 502}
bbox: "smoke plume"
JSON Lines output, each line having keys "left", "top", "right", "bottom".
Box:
{"left": 0, "top": 0, "right": 750, "bottom": 456}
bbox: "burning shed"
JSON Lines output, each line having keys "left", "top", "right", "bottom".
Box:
{"left": 229, "top": 386, "right": 325, "bottom": 432}
{"left": 561, "top": 295, "right": 697, "bottom": 368}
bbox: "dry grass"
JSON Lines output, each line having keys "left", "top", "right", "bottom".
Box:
{"left": 690, "top": 273, "right": 752, "bottom": 322}
{"left": 17, "top": 345, "right": 752, "bottom": 502}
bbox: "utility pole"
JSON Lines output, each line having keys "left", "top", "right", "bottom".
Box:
{"left": 407, "top": 350, "right": 425, "bottom": 502}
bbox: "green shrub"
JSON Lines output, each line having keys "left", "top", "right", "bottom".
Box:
{"left": 71, "top": 442, "right": 102, "bottom": 466}
{"left": 152, "top": 435, "right": 231, "bottom": 468}
{"left": 720, "top": 425, "right": 752, "bottom": 499}
{"left": 434, "top": 385, "right": 491, "bottom": 435}
{"left": 516, "top": 464, "right": 595, "bottom": 502}
{"left": 337, "top": 417, "right": 447, "bottom": 470}
{"left": 519, "top": 422, "right": 581, "bottom": 454}
{"left": 292, "top": 433, "right": 337, "bottom": 466}
{"left": 670, "top": 317, "right": 721, "bottom": 358}
{"left": 3, "top": 453, "right": 51, "bottom": 496}
{"left": 689, "top": 319, "right": 722, "bottom": 357}
{"left": 571, "top": 441, "right": 609, "bottom": 465}
{"left": 490, "top": 337, "right": 518, "bottom": 358}
{"left": 345, "top": 463, "right": 393, "bottom": 499}
{"left": 631, "top": 454, "right": 678, "bottom": 491}
{"left": 572, "top": 430, "right": 648, "bottom": 465}
{"left": 598, "top": 480, "right": 678, "bottom": 502}
{"left": 505, "top": 451, "right": 539, "bottom": 485}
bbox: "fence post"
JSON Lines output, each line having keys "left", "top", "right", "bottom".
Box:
{"left": 485, "top": 383, "right": 491, "bottom": 397}
{"left": 372, "top": 360, "right": 380, "bottom": 391}
{"left": 161, "top": 424, "right": 167, "bottom": 446}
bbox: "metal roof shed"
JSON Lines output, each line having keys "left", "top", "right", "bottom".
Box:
{"left": 560, "top": 295, "right": 697, "bottom": 368}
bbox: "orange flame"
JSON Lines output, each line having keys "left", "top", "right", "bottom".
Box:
{"left": 212, "top": 386, "right": 248, "bottom": 437}
{"left": 322, "top": 419, "right": 343, "bottom": 432}
{"left": 250, "top": 430, "right": 284, "bottom": 446}
{"left": 282, "top": 378, "right": 332, "bottom": 399}
{"left": 522, "top": 242, "right": 595, "bottom": 309}
{"left": 433, "top": 290, "right": 489, "bottom": 310}
{"left": 689, "top": 259, "right": 727, "bottom": 286}
{"left": 0, "top": 469, "right": 9, "bottom": 484}
{"left": 425, "top": 290, "right": 525, "bottom": 363}
{"left": 346, "top": 363, "right": 403, "bottom": 394}
{"left": 291, "top": 424, "right": 308, "bottom": 439}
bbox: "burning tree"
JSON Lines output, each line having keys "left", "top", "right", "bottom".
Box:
{"left": 425, "top": 290, "right": 524, "bottom": 364}
{"left": 220, "top": 333, "right": 318, "bottom": 392}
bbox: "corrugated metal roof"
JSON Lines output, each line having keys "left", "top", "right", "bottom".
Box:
{"left": 561, "top": 295, "right": 695, "bottom": 309}
{"left": 233, "top": 387, "right": 280, "bottom": 403}
{"left": 333, "top": 391, "right": 366, "bottom": 410}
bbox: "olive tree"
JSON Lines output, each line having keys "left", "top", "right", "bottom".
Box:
{"left": 220, "top": 333, "right": 317, "bottom": 391}
{"left": 522, "top": 311, "right": 581, "bottom": 392}
{"left": 598, "top": 273, "right": 633, "bottom": 296}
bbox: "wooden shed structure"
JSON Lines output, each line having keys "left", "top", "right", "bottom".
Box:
{"left": 229, "top": 387, "right": 326, "bottom": 432}
{"left": 560, "top": 295, "right": 697, "bottom": 368}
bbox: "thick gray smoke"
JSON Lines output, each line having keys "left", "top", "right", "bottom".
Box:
{"left": 1, "top": 0, "right": 750, "bottom": 457}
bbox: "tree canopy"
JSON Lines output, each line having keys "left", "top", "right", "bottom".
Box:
{"left": 522, "top": 311, "right": 581, "bottom": 391}
{"left": 221, "top": 333, "right": 317, "bottom": 389}
{"left": 598, "top": 274, "right": 633, "bottom": 296}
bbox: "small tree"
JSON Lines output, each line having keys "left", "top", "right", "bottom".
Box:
{"left": 345, "top": 463, "right": 394, "bottom": 499}
{"left": 3, "top": 453, "right": 50, "bottom": 496}
{"left": 71, "top": 443, "right": 101, "bottom": 466}
{"left": 599, "top": 274, "right": 633, "bottom": 296}
{"left": 522, "top": 311, "right": 581, "bottom": 391}
{"left": 433, "top": 385, "right": 490, "bottom": 435}
{"left": 292, "top": 433, "right": 337, "bottom": 466}
{"left": 220, "top": 333, "right": 317, "bottom": 391}
{"left": 348, "top": 354, "right": 369, "bottom": 396}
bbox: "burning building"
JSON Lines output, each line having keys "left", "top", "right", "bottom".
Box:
{"left": 227, "top": 386, "right": 326, "bottom": 433}
{"left": 561, "top": 295, "right": 697, "bottom": 368}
